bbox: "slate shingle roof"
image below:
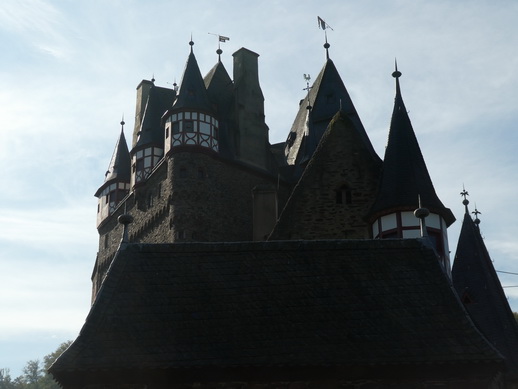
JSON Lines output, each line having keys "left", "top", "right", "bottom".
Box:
{"left": 173, "top": 50, "right": 213, "bottom": 113}
{"left": 369, "top": 76, "right": 455, "bottom": 225}
{"left": 452, "top": 210, "right": 518, "bottom": 381}
{"left": 94, "top": 128, "right": 131, "bottom": 196}
{"left": 284, "top": 59, "right": 378, "bottom": 167}
{"left": 51, "top": 239, "right": 501, "bottom": 377}
{"left": 135, "top": 85, "right": 176, "bottom": 149}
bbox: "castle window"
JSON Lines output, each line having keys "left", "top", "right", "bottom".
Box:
{"left": 165, "top": 126, "right": 169, "bottom": 138}
{"left": 157, "top": 183, "right": 162, "bottom": 198}
{"left": 172, "top": 122, "right": 180, "bottom": 134}
{"left": 147, "top": 193, "right": 154, "bottom": 208}
{"left": 104, "top": 233, "right": 109, "bottom": 249}
{"left": 184, "top": 120, "right": 194, "bottom": 132}
{"left": 336, "top": 185, "right": 352, "bottom": 205}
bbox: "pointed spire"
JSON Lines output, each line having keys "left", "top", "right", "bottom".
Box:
{"left": 94, "top": 118, "right": 131, "bottom": 198}
{"left": 285, "top": 57, "right": 379, "bottom": 168}
{"left": 172, "top": 41, "right": 212, "bottom": 113}
{"left": 368, "top": 63, "right": 455, "bottom": 226}
{"left": 452, "top": 195, "right": 518, "bottom": 379}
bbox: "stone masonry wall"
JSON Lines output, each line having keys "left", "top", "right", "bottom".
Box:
{"left": 269, "top": 112, "right": 381, "bottom": 240}
{"left": 93, "top": 151, "right": 286, "bottom": 300}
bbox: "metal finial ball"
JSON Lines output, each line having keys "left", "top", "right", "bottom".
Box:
{"left": 462, "top": 199, "right": 469, "bottom": 206}
{"left": 216, "top": 48, "right": 222, "bottom": 55}
{"left": 474, "top": 218, "right": 481, "bottom": 226}
{"left": 120, "top": 120, "right": 125, "bottom": 126}
{"left": 189, "top": 40, "right": 194, "bottom": 46}
{"left": 392, "top": 70, "right": 402, "bottom": 78}
{"left": 118, "top": 214, "right": 134, "bottom": 225}
{"left": 414, "top": 207, "right": 430, "bottom": 219}
{"left": 324, "top": 42, "right": 330, "bottom": 49}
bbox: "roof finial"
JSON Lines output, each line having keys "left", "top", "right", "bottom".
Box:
{"left": 189, "top": 34, "right": 194, "bottom": 53}
{"left": 303, "top": 74, "right": 312, "bottom": 110}
{"left": 209, "top": 33, "right": 229, "bottom": 62}
{"left": 460, "top": 185, "right": 470, "bottom": 214}
{"left": 118, "top": 203, "right": 133, "bottom": 248}
{"left": 392, "top": 58, "right": 402, "bottom": 96}
{"left": 120, "top": 114, "right": 125, "bottom": 132}
{"left": 317, "top": 16, "right": 332, "bottom": 60}
{"left": 151, "top": 73, "right": 155, "bottom": 83}
{"left": 472, "top": 205, "right": 481, "bottom": 227}
{"left": 414, "top": 194, "right": 430, "bottom": 238}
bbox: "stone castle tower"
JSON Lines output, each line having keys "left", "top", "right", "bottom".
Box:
{"left": 93, "top": 40, "right": 454, "bottom": 300}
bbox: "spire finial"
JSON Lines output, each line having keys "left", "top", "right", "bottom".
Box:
{"left": 317, "top": 16, "right": 332, "bottom": 60}
{"left": 189, "top": 34, "right": 194, "bottom": 53}
{"left": 460, "top": 185, "right": 470, "bottom": 213}
{"left": 392, "top": 58, "right": 402, "bottom": 96}
{"left": 209, "top": 33, "right": 229, "bottom": 62}
{"left": 414, "top": 194, "right": 430, "bottom": 237}
{"left": 472, "top": 205, "right": 481, "bottom": 227}
{"left": 118, "top": 210, "right": 133, "bottom": 246}
{"left": 120, "top": 114, "right": 125, "bottom": 131}
{"left": 151, "top": 73, "right": 155, "bottom": 83}
{"left": 303, "top": 74, "right": 312, "bottom": 110}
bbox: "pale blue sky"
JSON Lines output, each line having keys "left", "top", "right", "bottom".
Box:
{"left": 1, "top": 0, "right": 518, "bottom": 377}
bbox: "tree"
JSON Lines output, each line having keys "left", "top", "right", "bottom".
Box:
{"left": 0, "top": 340, "right": 72, "bottom": 389}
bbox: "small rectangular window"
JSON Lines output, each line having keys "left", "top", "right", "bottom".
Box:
{"left": 184, "top": 120, "right": 194, "bottom": 132}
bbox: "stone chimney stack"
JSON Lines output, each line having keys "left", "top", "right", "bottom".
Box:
{"left": 232, "top": 48, "right": 270, "bottom": 170}
{"left": 132, "top": 79, "right": 154, "bottom": 148}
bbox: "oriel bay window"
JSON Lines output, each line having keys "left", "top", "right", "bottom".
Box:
{"left": 165, "top": 111, "right": 218, "bottom": 152}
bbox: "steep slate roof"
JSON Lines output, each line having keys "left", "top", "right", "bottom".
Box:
{"left": 51, "top": 239, "right": 501, "bottom": 383}
{"left": 172, "top": 46, "right": 213, "bottom": 113}
{"left": 284, "top": 59, "right": 377, "bottom": 168}
{"left": 369, "top": 71, "right": 455, "bottom": 226}
{"left": 135, "top": 85, "right": 176, "bottom": 150}
{"left": 452, "top": 205, "right": 518, "bottom": 382}
{"left": 270, "top": 111, "right": 381, "bottom": 240}
{"left": 94, "top": 126, "right": 130, "bottom": 196}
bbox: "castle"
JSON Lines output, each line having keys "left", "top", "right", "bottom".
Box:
{"left": 51, "top": 38, "right": 518, "bottom": 388}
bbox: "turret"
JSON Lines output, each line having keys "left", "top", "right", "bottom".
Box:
{"left": 163, "top": 41, "right": 219, "bottom": 155}
{"left": 131, "top": 79, "right": 175, "bottom": 187}
{"left": 452, "top": 191, "right": 518, "bottom": 385}
{"left": 284, "top": 41, "right": 377, "bottom": 173}
{"left": 94, "top": 119, "right": 131, "bottom": 226}
{"left": 368, "top": 64, "right": 455, "bottom": 272}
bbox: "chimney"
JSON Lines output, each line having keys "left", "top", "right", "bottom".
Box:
{"left": 232, "top": 48, "right": 269, "bottom": 169}
{"left": 133, "top": 79, "right": 154, "bottom": 148}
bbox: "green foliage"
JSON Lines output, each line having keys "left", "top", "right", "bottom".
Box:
{"left": 0, "top": 341, "right": 72, "bottom": 389}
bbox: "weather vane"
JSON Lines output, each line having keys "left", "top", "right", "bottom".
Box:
{"left": 208, "top": 32, "right": 230, "bottom": 61}
{"left": 317, "top": 16, "right": 333, "bottom": 60}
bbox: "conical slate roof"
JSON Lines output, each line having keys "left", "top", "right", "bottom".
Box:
{"left": 204, "top": 59, "right": 233, "bottom": 116}
{"left": 173, "top": 45, "right": 213, "bottom": 113}
{"left": 95, "top": 124, "right": 130, "bottom": 197}
{"left": 452, "top": 202, "right": 518, "bottom": 382}
{"left": 135, "top": 85, "right": 176, "bottom": 150}
{"left": 369, "top": 70, "right": 455, "bottom": 226}
{"left": 285, "top": 59, "right": 378, "bottom": 167}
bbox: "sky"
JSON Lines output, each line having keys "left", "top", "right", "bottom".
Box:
{"left": 1, "top": 0, "right": 518, "bottom": 377}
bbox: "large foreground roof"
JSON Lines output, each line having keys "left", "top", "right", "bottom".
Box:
{"left": 51, "top": 239, "right": 500, "bottom": 383}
